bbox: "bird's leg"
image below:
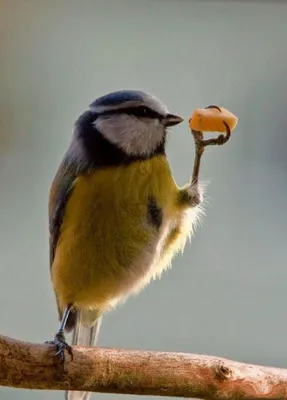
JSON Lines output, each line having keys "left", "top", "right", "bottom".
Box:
{"left": 45, "top": 304, "right": 73, "bottom": 365}
{"left": 178, "top": 107, "right": 232, "bottom": 208}
{"left": 191, "top": 106, "right": 231, "bottom": 185}
{"left": 177, "top": 130, "right": 204, "bottom": 208}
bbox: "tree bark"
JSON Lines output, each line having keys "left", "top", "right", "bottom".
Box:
{"left": 1, "top": 334, "right": 287, "bottom": 399}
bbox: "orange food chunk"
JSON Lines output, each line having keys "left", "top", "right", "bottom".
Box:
{"left": 189, "top": 106, "right": 238, "bottom": 133}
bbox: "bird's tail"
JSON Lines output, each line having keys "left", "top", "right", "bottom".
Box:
{"left": 65, "top": 309, "right": 102, "bottom": 400}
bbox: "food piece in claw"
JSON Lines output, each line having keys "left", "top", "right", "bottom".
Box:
{"left": 189, "top": 105, "right": 238, "bottom": 133}
{"left": 189, "top": 105, "right": 238, "bottom": 184}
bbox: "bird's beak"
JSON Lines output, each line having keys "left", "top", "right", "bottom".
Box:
{"left": 164, "top": 113, "right": 184, "bottom": 127}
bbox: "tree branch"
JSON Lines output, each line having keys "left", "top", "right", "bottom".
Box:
{"left": 1, "top": 334, "right": 287, "bottom": 399}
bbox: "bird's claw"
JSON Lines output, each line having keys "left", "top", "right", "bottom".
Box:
{"left": 204, "top": 104, "right": 222, "bottom": 112}
{"left": 217, "top": 133, "right": 227, "bottom": 145}
{"left": 45, "top": 332, "right": 73, "bottom": 365}
{"left": 192, "top": 120, "right": 231, "bottom": 150}
{"left": 190, "top": 113, "right": 232, "bottom": 185}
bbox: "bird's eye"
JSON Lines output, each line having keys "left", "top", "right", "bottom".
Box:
{"left": 134, "top": 106, "right": 149, "bottom": 116}
{"left": 131, "top": 106, "right": 159, "bottom": 119}
{"left": 117, "top": 106, "right": 160, "bottom": 119}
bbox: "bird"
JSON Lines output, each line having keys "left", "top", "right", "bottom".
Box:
{"left": 47, "top": 89, "right": 204, "bottom": 400}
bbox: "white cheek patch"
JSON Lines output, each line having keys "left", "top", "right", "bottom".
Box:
{"left": 95, "top": 115, "right": 165, "bottom": 156}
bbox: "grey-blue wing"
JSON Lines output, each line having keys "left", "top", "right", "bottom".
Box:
{"left": 49, "top": 158, "right": 77, "bottom": 268}
{"left": 48, "top": 151, "right": 82, "bottom": 331}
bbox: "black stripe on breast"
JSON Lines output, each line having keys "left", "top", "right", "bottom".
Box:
{"left": 147, "top": 195, "right": 163, "bottom": 230}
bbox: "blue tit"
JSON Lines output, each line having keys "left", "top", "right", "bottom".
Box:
{"left": 47, "top": 90, "right": 204, "bottom": 400}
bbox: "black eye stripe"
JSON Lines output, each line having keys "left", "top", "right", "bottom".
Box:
{"left": 99, "top": 106, "right": 163, "bottom": 120}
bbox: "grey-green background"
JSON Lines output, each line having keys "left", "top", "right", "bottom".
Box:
{"left": 1, "top": 0, "right": 287, "bottom": 399}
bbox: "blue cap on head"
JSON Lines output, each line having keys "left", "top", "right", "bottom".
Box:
{"left": 90, "top": 90, "right": 145, "bottom": 108}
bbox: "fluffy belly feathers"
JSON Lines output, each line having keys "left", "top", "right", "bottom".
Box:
{"left": 51, "top": 157, "right": 197, "bottom": 312}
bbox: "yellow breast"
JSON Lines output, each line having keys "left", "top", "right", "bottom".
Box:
{"left": 52, "top": 155, "right": 181, "bottom": 312}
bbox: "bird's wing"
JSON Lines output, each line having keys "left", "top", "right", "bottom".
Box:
{"left": 48, "top": 155, "right": 78, "bottom": 268}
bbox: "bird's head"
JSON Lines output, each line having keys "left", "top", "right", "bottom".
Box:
{"left": 86, "top": 90, "right": 183, "bottom": 158}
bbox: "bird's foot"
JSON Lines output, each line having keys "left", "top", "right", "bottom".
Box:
{"left": 45, "top": 331, "right": 73, "bottom": 365}
{"left": 190, "top": 107, "right": 231, "bottom": 184}
{"left": 191, "top": 105, "right": 231, "bottom": 150}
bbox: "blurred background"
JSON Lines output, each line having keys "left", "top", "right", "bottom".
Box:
{"left": 1, "top": 0, "right": 287, "bottom": 399}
